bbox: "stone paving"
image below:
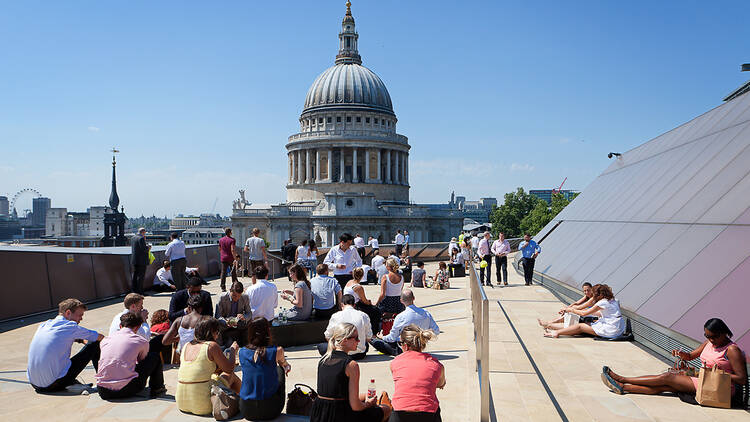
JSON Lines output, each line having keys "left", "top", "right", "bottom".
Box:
{"left": 1, "top": 258, "right": 748, "bottom": 421}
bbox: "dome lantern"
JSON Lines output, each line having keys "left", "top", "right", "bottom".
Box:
{"left": 336, "top": 1, "right": 361, "bottom": 65}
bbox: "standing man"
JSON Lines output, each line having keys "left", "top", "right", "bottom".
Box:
{"left": 477, "top": 231, "right": 493, "bottom": 287}
{"left": 491, "top": 232, "right": 511, "bottom": 286}
{"left": 471, "top": 233, "right": 480, "bottom": 261}
{"left": 323, "top": 233, "right": 362, "bottom": 290}
{"left": 394, "top": 230, "right": 405, "bottom": 257}
{"left": 518, "top": 233, "right": 541, "bottom": 286}
{"left": 353, "top": 233, "right": 366, "bottom": 261}
{"left": 165, "top": 232, "right": 187, "bottom": 291}
{"left": 244, "top": 228, "right": 268, "bottom": 282}
{"left": 367, "top": 236, "right": 379, "bottom": 258}
{"left": 281, "top": 238, "right": 297, "bottom": 280}
{"left": 130, "top": 228, "right": 150, "bottom": 294}
{"left": 218, "top": 228, "right": 238, "bottom": 292}
{"left": 403, "top": 230, "right": 410, "bottom": 253}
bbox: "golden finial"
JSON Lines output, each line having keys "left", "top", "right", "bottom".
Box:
{"left": 346, "top": 1, "right": 352, "bottom": 15}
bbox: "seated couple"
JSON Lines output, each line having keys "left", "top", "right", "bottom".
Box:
{"left": 543, "top": 284, "right": 625, "bottom": 339}
{"left": 601, "top": 318, "right": 747, "bottom": 406}
{"left": 538, "top": 282, "right": 596, "bottom": 329}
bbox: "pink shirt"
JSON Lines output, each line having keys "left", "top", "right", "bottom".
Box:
{"left": 477, "top": 238, "right": 491, "bottom": 256}
{"left": 491, "top": 239, "right": 510, "bottom": 256}
{"left": 390, "top": 351, "right": 443, "bottom": 413}
{"left": 95, "top": 328, "right": 148, "bottom": 390}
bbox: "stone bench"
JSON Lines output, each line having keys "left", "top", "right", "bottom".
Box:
{"left": 270, "top": 318, "right": 328, "bottom": 347}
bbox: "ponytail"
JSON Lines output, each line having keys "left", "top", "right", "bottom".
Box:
{"left": 400, "top": 324, "right": 437, "bottom": 352}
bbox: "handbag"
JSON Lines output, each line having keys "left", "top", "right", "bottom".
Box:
{"left": 695, "top": 365, "right": 732, "bottom": 408}
{"left": 666, "top": 357, "right": 697, "bottom": 376}
{"left": 210, "top": 384, "right": 239, "bottom": 420}
{"left": 148, "top": 250, "right": 156, "bottom": 265}
{"left": 286, "top": 383, "right": 318, "bottom": 416}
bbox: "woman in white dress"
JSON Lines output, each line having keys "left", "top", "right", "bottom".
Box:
{"left": 544, "top": 284, "right": 625, "bottom": 339}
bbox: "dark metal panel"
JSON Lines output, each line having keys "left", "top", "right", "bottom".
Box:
{"left": 0, "top": 251, "right": 52, "bottom": 320}
{"left": 47, "top": 252, "right": 97, "bottom": 304}
{"left": 92, "top": 254, "right": 131, "bottom": 298}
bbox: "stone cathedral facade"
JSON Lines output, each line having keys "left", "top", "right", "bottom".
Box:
{"left": 231, "top": 3, "right": 462, "bottom": 248}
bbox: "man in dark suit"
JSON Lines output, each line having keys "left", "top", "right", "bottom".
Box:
{"left": 168, "top": 277, "right": 213, "bottom": 322}
{"left": 131, "top": 228, "right": 150, "bottom": 294}
{"left": 281, "top": 239, "right": 296, "bottom": 280}
{"left": 215, "top": 281, "right": 252, "bottom": 348}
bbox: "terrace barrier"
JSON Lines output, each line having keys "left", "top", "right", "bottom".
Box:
{"left": 469, "top": 259, "right": 490, "bottom": 421}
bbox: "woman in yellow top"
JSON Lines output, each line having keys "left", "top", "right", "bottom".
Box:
{"left": 177, "top": 317, "right": 241, "bottom": 415}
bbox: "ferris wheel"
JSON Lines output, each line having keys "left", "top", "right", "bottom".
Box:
{"left": 10, "top": 188, "right": 42, "bottom": 215}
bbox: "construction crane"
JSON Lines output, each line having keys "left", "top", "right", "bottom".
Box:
{"left": 552, "top": 177, "right": 567, "bottom": 194}
{"left": 210, "top": 197, "right": 219, "bottom": 214}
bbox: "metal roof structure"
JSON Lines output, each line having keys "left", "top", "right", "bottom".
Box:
{"left": 533, "top": 88, "right": 750, "bottom": 351}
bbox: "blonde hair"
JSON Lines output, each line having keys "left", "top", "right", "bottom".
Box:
{"left": 352, "top": 267, "right": 364, "bottom": 281}
{"left": 323, "top": 322, "right": 357, "bottom": 362}
{"left": 386, "top": 257, "right": 399, "bottom": 271}
{"left": 400, "top": 324, "right": 437, "bottom": 352}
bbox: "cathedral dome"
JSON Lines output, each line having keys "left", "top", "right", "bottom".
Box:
{"left": 303, "top": 63, "right": 394, "bottom": 115}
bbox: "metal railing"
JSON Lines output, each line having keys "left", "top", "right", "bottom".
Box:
{"left": 469, "top": 260, "right": 490, "bottom": 421}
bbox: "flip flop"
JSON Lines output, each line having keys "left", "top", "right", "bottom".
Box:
{"left": 601, "top": 372, "right": 624, "bottom": 395}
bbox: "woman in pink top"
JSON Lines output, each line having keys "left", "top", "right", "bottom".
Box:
{"left": 390, "top": 324, "right": 445, "bottom": 422}
{"left": 601, "top": 318, "right": 747, "bottom": 398}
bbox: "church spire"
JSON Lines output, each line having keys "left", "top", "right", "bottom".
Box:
{"left": 335, "top": 1, "right": 361, "bottom": 65}
{"left": 108, "top": 148, "right": 120, "bottom": 211}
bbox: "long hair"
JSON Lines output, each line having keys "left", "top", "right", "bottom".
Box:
{"left": 400, "top": 323, "right": 437, "bottom": 352}
{"left": 246, "top": 318, "right": 273, "bottom": 363}
{"left": 593, "top": 284, "right": 614, "bottom": 301}
{"left": 289, "top": 264, "right": 310, "bottom": 289}
{"left": 323, "top": 322, "right": 357, "bottom": 362}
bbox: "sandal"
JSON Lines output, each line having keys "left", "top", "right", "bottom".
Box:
{"left": 600, "top": 372, "right": 624, "bottom": 395}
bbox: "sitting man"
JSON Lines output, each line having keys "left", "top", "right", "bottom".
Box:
{"left": 316, "top": 294, "right": 372, "bottom": 360}
{"left": 27, "top": 298, "right": 104, "bottom": 392}
{"left": 96, "top": 312, "right": 166, "bottom": 399}
{"left": 245, "top": 266, "right": 278, "bottom": 321}
{"left": 153, "top": 261, "right": 176, "bottom": 292}
{"left": 168, "top": 276, "right": 213, "bottom": 321}
{"left": 215, "top": 281, "right": 252, "bottom": 348}
{"left": 309, "top": 263, "right": 342, "bottom": 320}
{"left": 109, "top": 293, "right": 151, "bottom": 339}
{"left": 371, "top": 289, "right": 440, "bottom": 356}
{"left": 538, "top": 282, "right": 595, "bottom": 329}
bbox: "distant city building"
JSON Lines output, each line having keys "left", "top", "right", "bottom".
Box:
{"left": 445, "top": 192, "right": 497, "bottom": 224}
{"left": 0, "top": 217, "right": 21, "bottom": 240}
{"left": 169, "top": 214, "right": 228, "bottom": 231}
{"left": 529, "top": 189, "right": 579, "bottom": 204}
{"left": 0, "top": 196, "right": 9, "bottom": 216}
{"left": 32, "top": 197, "right": 51, "bottom": 228}
{"left": 183, "top": 227, "right": 224, "bottom": 245}
{"left": 45, "top": 208, "right": 68, "bottom": 237}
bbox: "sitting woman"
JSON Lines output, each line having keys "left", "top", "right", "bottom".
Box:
{"left": 538, "top": 282, "right": 595, "bottom": 329}
{"left": 345, "top": 267, "right": 382, "bottom": 336}
{"left": 543, "top": 284, "right": 624, "bottom": 339}
{"left": 239, "top": 318, "right": 292, "bottom": 421}
{"left": 376, "top": 258, "right": 405, "bottom": 315}
{"left": 150, "top": 309, "right": 170, "bottom": 334}
{"left": 390, "top": 324, "right": 446, "bottom": 422}
{"left": 428, "top": 262, "right": 450, "bottom": 290}
{"left": 310, "top": 323, "right": 392, "bottom": 422}
{"left": 602, "top": 318, "right": 747, "bottom": 398}
{"left": 281, "top": 264, "right": 313, "bottom": 321}
{"left": 176, "top": 318, "right": 241, "bottom": 416}
{"left": 163, "top": 295, "right": 211, "bottom": 361}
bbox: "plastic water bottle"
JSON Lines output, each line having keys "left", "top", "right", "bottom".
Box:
{"left": 367, "top": 379, "right": 376, "bottom": 400}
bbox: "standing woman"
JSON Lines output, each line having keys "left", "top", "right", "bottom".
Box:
{"left": 375, "top": 258, "right": 405, "bottom": 315}
{"left": 281, "top": 264, "right": 313, "bottom": 321}
{"left": 310, "top": 323, "right": 392, "bottom": 422}
{"left": 295, "top": 240, "right": 309, "bottom": 268}
{"left": 390, "top": 324, "right": 445, "bottom": 422}
{"left": 308, "top": 240, "right": 319, "bottom": 277}
{"left": 345, "top": 267, "right": 382, "bottom": 336}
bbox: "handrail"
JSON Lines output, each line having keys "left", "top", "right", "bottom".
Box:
{"left": 468, "top": 259, "right": 490, "bottom": 421}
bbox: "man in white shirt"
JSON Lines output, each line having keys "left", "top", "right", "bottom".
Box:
{"left": 394, "top": 230, "right": 405, "bottom": 256}
{"left": 323, "top": 233, "right": 362, "bottom": 290}
{"left": 245, "top": 266, "right": 278, "bottom": 321}
{"left": 471, "top": 234, "right": 480, "bottom": 260}
{"left": 164, "top": 232, "right": 187, "bottom": 290}
{"left": 317, "top": 294, "right": 372, "bottom": 360}
{"left": 367, "top": 236, "right": 379, "bottom": 253}
{"left": 491, "top": 231, "right": 511, "bottom": 286}
{"left": 371, "top": 250, "right": 387, "bottom": 283}
{"left": 153, "top": 261, "right": 176, "bottom": 292}
{"left": 108, "top": 293, "right": 150, "bottom": 339}
{"left": 353, "top": 233, "right": 366, "bottom": 261}
{"left": 477, "top": 231, "right": 493, "bottom": 287}
{"left": 371, "top": 289, "right": 439, "bottom": 356}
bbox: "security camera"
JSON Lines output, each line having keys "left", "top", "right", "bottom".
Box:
{"left": 608, "top": 152, "right": 622, "bottom": 159}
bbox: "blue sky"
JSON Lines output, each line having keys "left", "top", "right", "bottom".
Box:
{"left": 1, "top": 1, "right": 748, "bottom": 217}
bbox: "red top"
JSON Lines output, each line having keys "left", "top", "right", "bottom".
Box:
{"left": 390, "top": 350, "right": 443, "bottom": 413}
{"left": 150, "top": 322, "right": 170, "bottom": 334}
{"left": 219, "top": 236, "right": 236, "bottom": 263}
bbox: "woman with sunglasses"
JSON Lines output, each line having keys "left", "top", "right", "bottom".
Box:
{"left": 390, "top": 324, "right": 445, "bottom": 422}
{"left": 601, "top": 318, "right": 747, "bottom": 397}
{"left": 310, "top": 323, "right": 392, "bottom": 422}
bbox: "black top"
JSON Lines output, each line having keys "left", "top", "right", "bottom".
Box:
{"left": 282, "top": 243, "right": 297, "bottom": 262}
{"left": 131, "top": 234, "right": 149, "bottom": 266}
{"left": 316, "top": 350, "right": 351, "bottom": 399}
{"left": 168, "top": 289, "right": 213, "bottom": 321}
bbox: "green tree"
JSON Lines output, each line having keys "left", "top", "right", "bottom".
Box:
{"left": 489, "top": 188, "right": 540, "bottom": 238}
{"left": 519, "top": 192, "right": 578, "bottom": 236}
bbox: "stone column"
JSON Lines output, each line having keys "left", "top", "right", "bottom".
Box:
{"left": 376, "top": 149, "right": 381, "bottom": 181}
{"left": 405, "top": 153, "right": 409, "bottom": 185}
{"left": 327, "top": 149, "right": 333, "bottom": 182}
{"left": 289, "top": 153, "right": 293, "bottom": 183}
{"left": 352, "top": 148, "right": 358, "bottom": 182}
{"left": 339, "top": 148, "right": 345, "bottom": 183}
{"left": 316, "top": 149, "right": 321, "bottom": 181}
{"left": 297, "top": 150, "right": 304, "bottom": 184}
{"left": 365, "top": 149, "right": 370, "bottom": 183}
{"left": 306, "top": 149, "right": 312, "bottom": 183}
{"left": 386, "top": 149, "right": 391, "bottom": 183}
{"left": 290, "top": 152, "right": 296, "bottom": 184}
{"left": 395, "top": 151, "right": 400, "bottom": 184}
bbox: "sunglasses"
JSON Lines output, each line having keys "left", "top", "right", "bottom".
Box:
{"left": 704, "top": 332, "right": 721, "bottom": 340}
{"left": 346, "top": 335, "right": 360, "bottom": 342}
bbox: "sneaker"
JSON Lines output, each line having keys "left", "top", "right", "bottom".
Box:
{"left": 65, "top": 383, "right": 92, "bottom": 394}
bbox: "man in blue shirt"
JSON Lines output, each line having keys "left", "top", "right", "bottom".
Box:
{"left": 27, "top": 298, "right": 105, "bottom": 392}
{"left": 518, "top": 233, "right": 541, "bottom": 286}
{"left": 165, "top": 232, "right": 187, "bottom": 290}
{"left": 371, "top": 289, "right": 439, "bottom": 356}
{"left": 310, "top": 264, "right": 342, "bottom": 320}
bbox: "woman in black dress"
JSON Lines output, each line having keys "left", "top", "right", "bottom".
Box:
{"left": 310, "top": 323, "right": 392, "bottom": 422}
